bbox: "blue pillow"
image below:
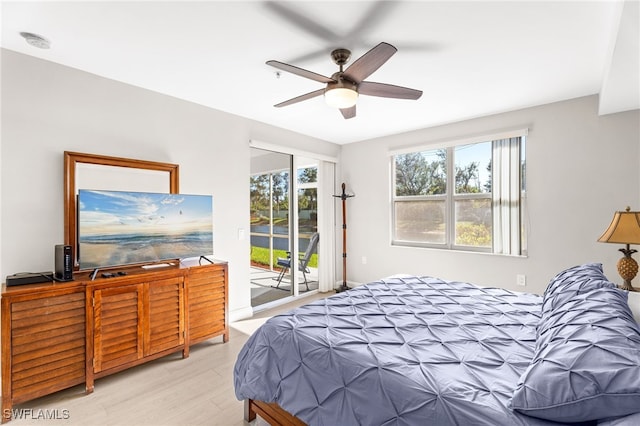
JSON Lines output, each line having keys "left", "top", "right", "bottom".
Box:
{"left": 511, "top": 263, "right": 640, "bottom": 423}
{"left": 542, "top": 262, "right": 614, "bottom": 300}
{"left": 598, "top": 412, "right": 640, "bottom": 426}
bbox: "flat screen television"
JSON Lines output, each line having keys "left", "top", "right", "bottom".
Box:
{"left": 77, "top": 189, "right": 213, "bottom": 270}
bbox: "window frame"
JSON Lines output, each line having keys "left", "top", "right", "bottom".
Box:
{"left": 390, "top": 130, "right": 527, "bottom": 256}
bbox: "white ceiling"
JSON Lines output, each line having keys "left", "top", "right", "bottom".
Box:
{"left": 2, "top": 1, "right": 638, "bottom": 145}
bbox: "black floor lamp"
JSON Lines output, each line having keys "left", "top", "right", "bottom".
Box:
{"left": 334, "top": 182, "right": 354, "bottom": 293}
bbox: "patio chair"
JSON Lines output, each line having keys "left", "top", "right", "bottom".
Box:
{"left": 273, "top": 232, "right": 319, "bottom": 291}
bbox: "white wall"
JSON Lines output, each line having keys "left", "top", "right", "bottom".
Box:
{"left": 341, "top": 96, "right": 640, "bottom": 294}
{"left": 3, "top": 48, "right": 639, "bottom": 306}
{"left": 0, "top": 49, "right": 340, "bottom": 320}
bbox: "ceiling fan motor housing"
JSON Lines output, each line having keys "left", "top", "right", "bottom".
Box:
{"left": 331, "top": 48, "right": 352, "bottom": 67}
{"left": 327, "top": 73, "right": 357, "bottom": 92}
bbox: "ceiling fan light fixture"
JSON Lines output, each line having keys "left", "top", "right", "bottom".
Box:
{"left": 325, "top": 78, "right": 358, "bottom": 109}
{"left": 325, "top": 87, "right": 358, "bottom": 109}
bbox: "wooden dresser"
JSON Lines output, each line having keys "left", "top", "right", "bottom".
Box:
{"left": 1, "top": 261, "right": 228, "bottom": 423}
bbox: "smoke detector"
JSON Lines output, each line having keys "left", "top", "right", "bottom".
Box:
{"left": 19, "top": 32, "right": 51, "bottom": 49}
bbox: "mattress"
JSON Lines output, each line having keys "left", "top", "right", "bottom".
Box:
{"left": 234, "top": 275, "right": 586, "bottom": 425}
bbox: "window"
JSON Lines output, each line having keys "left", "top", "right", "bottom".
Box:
{"left": 297, "top": 164, "right": 318, "bottom": 235}
{"left": 392, "top": 133, "right": 526, "bottom": 255}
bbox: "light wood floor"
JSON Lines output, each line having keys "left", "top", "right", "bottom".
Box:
{"left": 8, "top": 292, "right": 329, "bottom": 426}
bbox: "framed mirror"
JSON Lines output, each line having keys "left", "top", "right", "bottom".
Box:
{"left": 64, "top": 151, "right": 179, "bottom": 269}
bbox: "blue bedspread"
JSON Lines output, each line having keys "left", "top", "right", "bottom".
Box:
{"left": 234, "top": 276, "right": 576, "bottom": 425}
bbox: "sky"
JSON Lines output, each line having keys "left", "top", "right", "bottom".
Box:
{"left": 421, "top": 141, "right": 492, "bottom": 189}
{"left": 78, "top": 190, "right": 213, "bottom": 236}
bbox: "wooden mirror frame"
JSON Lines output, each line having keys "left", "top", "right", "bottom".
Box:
{"left": 64, "top": 151, "right": 179, "bottom": 269}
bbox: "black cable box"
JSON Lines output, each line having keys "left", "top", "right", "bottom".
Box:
{"left": 5, "top": 272, "right": 54, "bottom": 286}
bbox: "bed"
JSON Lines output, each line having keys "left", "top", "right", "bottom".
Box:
{"left": 234, "top": 263, "right": 640, "bottom": 426}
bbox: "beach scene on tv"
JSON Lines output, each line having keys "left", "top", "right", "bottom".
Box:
{"left": 78, "top": 189, "right": 213, "bottom": 269}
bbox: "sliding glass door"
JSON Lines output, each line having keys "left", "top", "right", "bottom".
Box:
{"left": 297, "top": 159, "right": 319, "bottom": 291}
{"left": 249, "top": 149, "right": 319, "bottom": 308}
{"left": 250, "top": 148, "right": 292, "bottom": 307}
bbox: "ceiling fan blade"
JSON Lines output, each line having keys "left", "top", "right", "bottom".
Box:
{"left": 345, "top": 1, "right": 397, "bottom": 42}
{"left": 389, "top": 41, "right": 443, "bottom": 53}
{"left": 264, "top": 1, "right": 340, "bottom": 43}
{"left": 274, "top": 88, "right": 325, "bottom": 108}
{"left": 285, "top": 48, "right": 334, "bottom": 66}
{"left": 343, "top": 42, "right": 397, "bottom": 84}
{"left": 340, "top": 106, "right": 356, "bottom": 120}
{"left": 359, "top": 81, "right": 423, "bottom": 100}
{"left": 266, "top": 60, "right": 334, "bottom": 84}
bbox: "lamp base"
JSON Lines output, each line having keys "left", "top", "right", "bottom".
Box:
{"left": 617, "top": 250, "right": 639, "bottom": 292}
{"left": 618, "top": 280, "right": 638, "bottom": 292}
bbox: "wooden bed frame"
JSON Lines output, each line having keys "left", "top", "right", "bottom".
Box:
{"left": 244, "top": 399, "right": 306, "bottom": 426}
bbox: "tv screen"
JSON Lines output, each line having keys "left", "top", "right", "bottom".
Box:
{"left": 78, "top": 189, "right": 213, "bottom": 270}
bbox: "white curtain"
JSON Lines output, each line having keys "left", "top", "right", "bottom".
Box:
{"left": 317, "top": 160, "right": 336, "bottom": 292}
{"left": 492, "top": 137, "right": 522, "bottom": 255}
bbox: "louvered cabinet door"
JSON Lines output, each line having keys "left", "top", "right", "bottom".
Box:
{"left": 188, "top": 264, "right": 228, "bottom": 344}
{"left": 146, "top": 277, "right": 184, "bottom": 356}
{"left": 9, "top": 291, "right": 86, "bottom": 404}
{"left": 93, "top": 284, "right": 143, "bottom": 373}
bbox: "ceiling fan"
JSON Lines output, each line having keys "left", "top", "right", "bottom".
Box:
{"left": 267, "top": 42, "right": 423, "bottom": 119}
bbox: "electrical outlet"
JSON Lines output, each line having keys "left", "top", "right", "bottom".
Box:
{"left": 517, "top": 274, "right": 526, "bottom": 286}
{"left": 362, "top": 256, "right": 367, "bottom": 265}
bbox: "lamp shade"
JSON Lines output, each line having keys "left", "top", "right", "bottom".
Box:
{"left": 598, "top": 207, "right": 640, "bottom": 244}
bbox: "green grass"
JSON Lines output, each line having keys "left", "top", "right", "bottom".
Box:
{"left": 251, "top": 246, "right": 318, "bottom": 268}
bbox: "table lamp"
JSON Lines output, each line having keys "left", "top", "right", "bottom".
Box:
{"left": 598, "top": 207, "right": 640, "bottom": 291}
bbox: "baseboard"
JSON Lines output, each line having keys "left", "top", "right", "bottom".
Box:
{"left": 229, "top": 305, "right": 254, "bottom": 323}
